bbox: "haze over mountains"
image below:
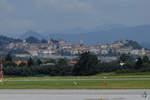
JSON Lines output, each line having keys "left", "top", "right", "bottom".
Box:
{"left": 1, "top": 24, "right": 150, "bottom": 48}
{"left": 50, "top": 24, "right": 150, "bottom": 44}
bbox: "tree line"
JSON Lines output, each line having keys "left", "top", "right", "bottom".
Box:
{"left": 2, "top": 52, "right": 150, "bottom": 76}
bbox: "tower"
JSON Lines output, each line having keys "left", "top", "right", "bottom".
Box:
{"left": 23, "top": 39, "right": 27, "bottom": 46}
{"left": 48, "top": 37, "right": 51, "bottom": 45}
{"left": 141, "top": 48, "right": 146, "bottom": 56}
{"left": 80, "top": 40, "right": 83, "bottom": 46}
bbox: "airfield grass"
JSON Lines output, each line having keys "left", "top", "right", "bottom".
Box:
{"left": 1, "top": 72, "right": 150, "bottom": 89}
{"left": 0, "top": 80, "right": 150, "bottom": 89}
{"left": 4, "top": 72, "right": 150, "bottom": 80}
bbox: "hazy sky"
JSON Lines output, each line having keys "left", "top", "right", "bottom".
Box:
{"left": 0, "top": 0, "right": 150, "bottom": 33}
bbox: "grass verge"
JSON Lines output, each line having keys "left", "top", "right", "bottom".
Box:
{"left": 4, "top": 72, "right": 150, "bottom": 80}
{"left": 0, "top": 80, "right": 150, "bottom": 89}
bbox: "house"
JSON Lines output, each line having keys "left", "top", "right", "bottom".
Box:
{"left": 15, "top": 54, "right": 31, "bottom": 58}
{"left": 68, "top": 61, "right": 78, "bottom": 65}
{"left": 15, "top": 60, "right": 27, "bottom": 66}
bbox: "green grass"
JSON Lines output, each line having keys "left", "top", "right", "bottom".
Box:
{"left": 4, "top": 72, "right": 150, "bottom": 81}
{"left": 1, "top": 72, "right": 150, "bottom": 89}
{"left": 0, "top": 80, "right": 150, "bottom": 89}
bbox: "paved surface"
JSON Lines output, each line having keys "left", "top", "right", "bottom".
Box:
{"left": 0, "top": 89, "right": 149, "bottom": 100}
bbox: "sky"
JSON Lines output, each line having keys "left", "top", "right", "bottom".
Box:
{"left": 0, "top": 0, "right": 150, "bottom": 33}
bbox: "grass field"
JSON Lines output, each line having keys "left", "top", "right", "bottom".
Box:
{"left": 4, "top": 72, "right": 150, "bottom": 80}
{"left": 0, "top": 80, "right": 150, "bottom": 89}
{"left": 1, "top": 72, "right": 150, "bottom": 89}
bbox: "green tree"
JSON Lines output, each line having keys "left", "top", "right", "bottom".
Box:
{"left": 4, "top": 53, "right": 15, "bottom": 67}
{"left": 19, "top": 62, "right": 27, "bottom": 67}
{"left": 135, "top": 57, "right": 143, "bottom": 69}
{"left": 36, "top": 59, "right": 42, "bottom": 65}
{"left": 119, "top": 54, "right": 135, "bottom": 70}
{"left": 73, "top": 52, "right": 99, "bottom": 76}
{"left": 143, "top": 56, "right": 149, "bottom": 63}
{"left": 44, "top": 59, "right": 56, "bottom": 64}
{"left": 119, "top": 54, "right": 133, "bottom": 63}
{"left": 27, "top": 57, "right": 34, "bottom": 67}
{"left": 56, "top": 58, "right": 68, "bottom": 66}
{"left": 5, "top": 53, "right": 12, "bottom": 62}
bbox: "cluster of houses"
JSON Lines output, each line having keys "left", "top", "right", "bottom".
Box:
{"left": 5, "top": 37, "right": 150, "bottom": 62}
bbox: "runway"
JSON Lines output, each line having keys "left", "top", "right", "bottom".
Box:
{"left": 0, "top": 89, "right": 149, "bottom": 100}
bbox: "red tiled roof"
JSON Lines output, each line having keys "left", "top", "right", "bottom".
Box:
{"left": 68, "top": 61, "right": 78, "bottom": 65}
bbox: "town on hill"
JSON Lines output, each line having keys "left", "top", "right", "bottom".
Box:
{"left": 0, "top": 35, "right": 149, "bottom": 62}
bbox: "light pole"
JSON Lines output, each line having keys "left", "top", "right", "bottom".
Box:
{"left": 0, "top": 59, "right": 3, "bottom": 84}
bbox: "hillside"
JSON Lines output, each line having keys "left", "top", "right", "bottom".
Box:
{"left": 0, "top": 35, "right": 22, "bottom": 46}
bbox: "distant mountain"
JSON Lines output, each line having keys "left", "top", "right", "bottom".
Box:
{"left": 25, "top": 36, "right": 41, "bottom": 43}
{"left": 0, "top": 35, "right": 22, "bottom": 45}
{"left": 50, "top": 24, "right": 150, "bottom": 44}
{"left": 93, "top": 24, "right": 128, "bottom": 31}
{"left": 5, "top": 24, "right": 150, "bottom": 44}
{"left": 20, "top": 30, "right": 46, "bottom": 40}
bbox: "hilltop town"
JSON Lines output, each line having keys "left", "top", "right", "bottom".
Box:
{"left": 0, "top": 35, "right": 149, "bottom": 62}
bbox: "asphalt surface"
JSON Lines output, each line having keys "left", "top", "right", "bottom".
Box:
{"left": 0, "top": 89, "right": 149, "bottom": 100}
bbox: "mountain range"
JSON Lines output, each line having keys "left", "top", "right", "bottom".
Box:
{"left": 1, "top": 24, "right": 150, "bottom": 48}
{"left": 50, "top": 24, "right": 150, "bottom": 44}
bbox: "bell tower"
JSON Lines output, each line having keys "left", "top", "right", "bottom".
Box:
{"left": 48, "top": 37, "right": 51, "bottom": 45}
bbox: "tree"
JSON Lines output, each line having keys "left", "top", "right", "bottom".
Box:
{"left": 5, "top": 53, "right": 12, "bottom": 62}
{"left": 56, "top": 58, "right": 68, "bottom": 66}
{"left": 135, "top": 57, "right": 143, "bottom": 69}
{"left": 4, "top": 53, "right": 15, "bottom": 67}
{"left": 27, "top": 57, "right": 34, "bottom": 67}
{"left": 19, "top": 62, "right": 27, "bottom": 67}
{"left": 73, "top": 52, "right": 99, "bottom": 76}
{"left": 44, "top": 59, "right": 56, "bottom": 64}
{"left": 143, "top": 56, "right": 149, "bottom": 63}
{"left": 119, "top": 54, "right": 136, "bottom": 70}
{"left": 119, "top": 54, "right": 133, "bottom": 63}
{"left": 36, "top": 59, "right": 42, "bottom": 65}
